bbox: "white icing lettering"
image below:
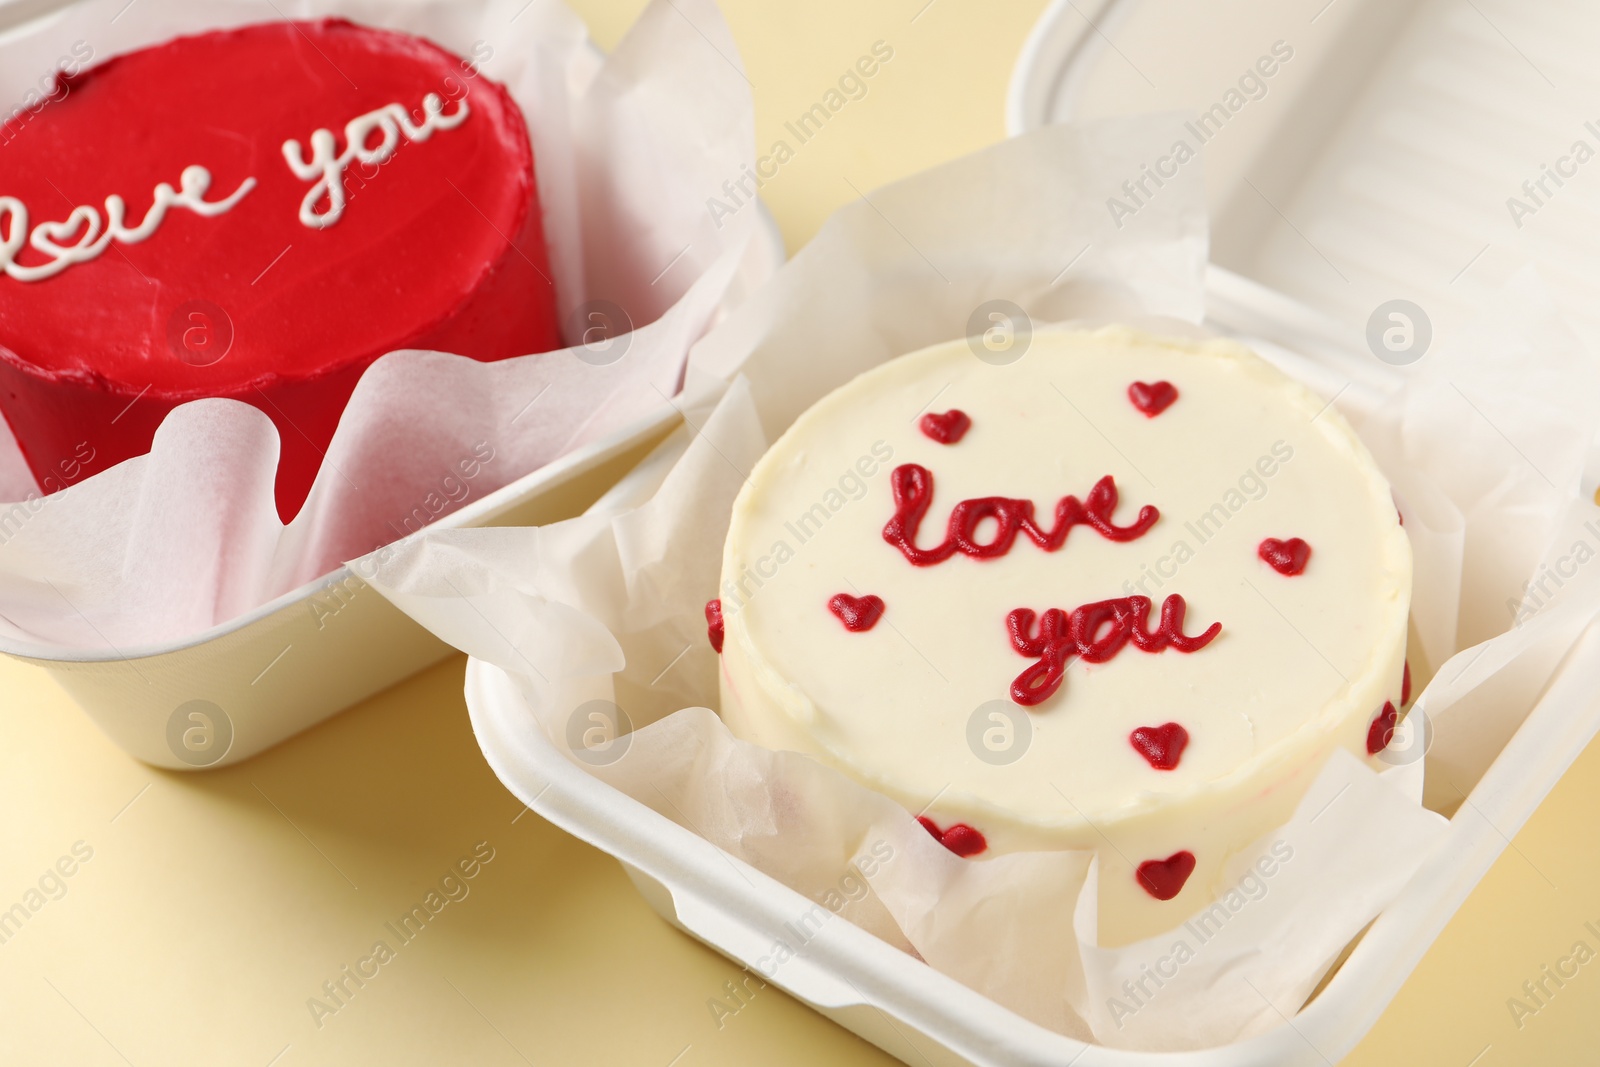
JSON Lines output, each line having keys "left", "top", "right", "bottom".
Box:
{"left": 282, "top": 94, "right": 471, "bottom": 229}
{"left": 0, "top": 166, "right": 255, "bottom": 283}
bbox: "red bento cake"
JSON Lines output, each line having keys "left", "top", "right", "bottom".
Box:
{"left": 0, "top": 19, "right": 561, "bottom": 518}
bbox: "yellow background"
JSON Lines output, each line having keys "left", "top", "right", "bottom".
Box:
{"left": 3, "top": 1, "right": 1599, "bottom": 1064}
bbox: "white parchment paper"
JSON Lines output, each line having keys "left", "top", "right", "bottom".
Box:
{"left": 364, "top": 116, "right": 1600, "bottom": 1050}
{"left": 0, "top": 0, "right": 762, "bottom": 649}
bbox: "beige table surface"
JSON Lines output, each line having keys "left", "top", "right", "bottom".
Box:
{"left": 5, "top": 1, "right": 1600, "bottom": 1064}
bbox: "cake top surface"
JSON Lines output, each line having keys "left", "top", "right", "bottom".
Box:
{"left": 0, "top": 19, "right": 537, "bottom": 393}
{"left": 720, "top": 326, "right": 1411, "bottom": 832}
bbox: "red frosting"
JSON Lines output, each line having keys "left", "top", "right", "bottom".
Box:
{"left": 0, "top": 20, "right": 561, "bottom": 519}
{"left": 883, "top": 463, "right": 1158, "bottom": 566}
{"left": 1401, "top": 661, "right": 1412, "bottom": 705}
{"left": 1136, "top": 850, "right": 1195, "bottom": 900}
{"left": 1127, "top": 380, "right": 1178, "bottom": 416}
{"left": 1006, "top": 595, "right": 1221, "bottom": 706}
{"left": 918, "top": 409, "right": 970, "bottom": 444}
{"left": 917, "top": 816, "right": 987, "bottom": 857}
{"left": 705, "top": 598, "right": 724, "bottom": 653}
{"left": 827, "top": 593, "right": 885, "bottom": 632}
{"left": 1130, "top": 722, "right": 1189, "bottom": 770}
{"left": 1366, "top": 701, "right": 1397, "bottom": 755}
{"left": 1258, "top": 537, "right": 1312, "bottom": 576}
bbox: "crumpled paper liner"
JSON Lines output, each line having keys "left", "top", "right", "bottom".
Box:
{"left": 363, "top": 116, "right": 1600, "bottom": 1051}
{"left": 1343, "top": 268, "right": 1600, "bottom": 812}
{"left": 0, "top": 0, "right": 761, "bottom": 650}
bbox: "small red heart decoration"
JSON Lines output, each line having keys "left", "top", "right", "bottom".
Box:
{"left": 1258, "top": 537, "right": 1312, "bottom": 576}
{"left": 918, "top": 816, "right": 988, "bottom": 857}
{"left": 1128, "top": 380, "right": 1178, "bottom": 416}
{"left": 1136, "top": 850, "right": 1196, "bottom": 901}
{"left": 705, "top": 598, "right": 724, "bottom": 654}
{"left": 828, "top": 593, "right": 885, "bottom": 632}
{"left": 918, "top": 409, "right": 971, "bottom": 444}
{"left": 1367, "top": 701, "right": 1398, "bottom": 755}
{"left": 1130, "top": 723, "right": 1189, "bottom": 770}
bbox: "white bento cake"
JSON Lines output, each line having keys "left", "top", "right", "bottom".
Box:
{"left": 709, "top": 326, "right": 1412, "bottom": 946}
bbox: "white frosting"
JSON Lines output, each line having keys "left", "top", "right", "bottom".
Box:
{"left": 717, "top": 327, "right": 1411, "bottom": 945}
{"left": 282, "top": 94, "right": 471, "bottom": 229}
{"left": 0, "top": 167, "right": 255, "bottom": 283}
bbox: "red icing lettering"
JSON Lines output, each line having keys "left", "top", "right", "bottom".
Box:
{"left": 1136, "top": 850, "right": 1195, "bottom": 900}
{"left": 918, "top": 815, "right": 987, "bottom": 857}
{"left": 705, "top": 598, "right": 724, "bottom": 653}
{"left": 1130, "top": 723, "right": 1189, "bottom": 770}
{"left": 883, "top": 464, "right": 1158, "bottom": 567}
{"left": 828, "top": 593, "right": 885, "bottom": 632}
{"left": 1367, "top": 701, "right": 1397, "bottom": 755}
{"left": 1007, "top": 595, "right": 1221, "bottom": 707}
{"left": 1128, "top": 380, "right": 1178, "bottom": 416}
{"left": 919, "top": 409, "right": 971, "bottom": 444}
{"left": 1258, "top": 536, "right": 1311, "bottom": 576}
